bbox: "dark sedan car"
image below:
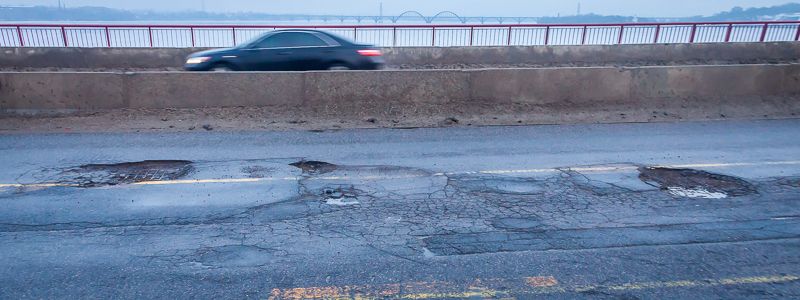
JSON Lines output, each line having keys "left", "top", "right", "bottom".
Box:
{"left": 184, "top": 29, "right": 384, "bottom": 71}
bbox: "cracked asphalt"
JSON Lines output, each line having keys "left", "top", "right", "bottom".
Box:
{"left": 1, "top": 119, "right": 799, "bottom": 299}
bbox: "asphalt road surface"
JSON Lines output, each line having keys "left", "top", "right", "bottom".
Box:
{"left": 1, "top": 119, "right": 799, "bottom": 299}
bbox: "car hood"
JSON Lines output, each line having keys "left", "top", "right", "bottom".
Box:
{"left": 188, "top": 48, "right": 235, "bottom": 58}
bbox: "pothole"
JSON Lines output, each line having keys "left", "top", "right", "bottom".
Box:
{"left": 290, "top": 160, "right": 338, "bottom": 174}
{"left": 321, "top": 186, "right": 361, "bottom": 206}
{"left": 451, "top": 176, "right": 546, "bottom": 195}
{"left": 639, "top": 167, "right": 757, "bottom": 199}
{"left": 58, "top": 160, "right": 193, "bottom": 187}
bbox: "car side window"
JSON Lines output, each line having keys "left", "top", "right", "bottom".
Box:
{"left": 255, "top": 32, "right": 329, "bottom": 48}
{"left": 290, "top": 33, "right": 329, "bottom": 47}
{"left": 255, "top": 33, "right": 292, "bottom": 48}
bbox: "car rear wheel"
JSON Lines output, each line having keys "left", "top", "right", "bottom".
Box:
{"left": 328, "top": 63, "right": 351, "bottom": 71}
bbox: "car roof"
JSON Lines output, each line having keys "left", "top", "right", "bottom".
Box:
{"left": 270, "top": 29, "right": 327, "bottom": 34}
{"left": 266, "top": 29, "right": 356, "bottom": 45}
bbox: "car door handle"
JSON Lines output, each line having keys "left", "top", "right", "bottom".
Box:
{"left": 277, "top": 51, "right": 293, "bottom": 55}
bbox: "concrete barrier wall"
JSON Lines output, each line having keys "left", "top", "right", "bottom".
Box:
{"left": 384, "top": 42, "right": 800, "bottom": 68}
{"left": 2, "top": 64, "right": 799, "bottom": 123}
{"left": 1, "top": 42, "right": 799, "bottom": 70}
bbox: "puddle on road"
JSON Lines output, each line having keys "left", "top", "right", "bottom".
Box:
{"left": 322, "top": 186, "right": 361, "bottom": 206}
{"left": 639, "top": 167, "right": 757, "bottom": 199}
{"left": 453, "top": 176, "right": 547, "bottom": 195}
{"left": 294, "top": 161, "right": 439, "bottom": 200}
{"left": 56, "top": 160, "right": 193, "bottom": 187}
{"left": 666, "top": 187, "right": 728, "bottom": 199}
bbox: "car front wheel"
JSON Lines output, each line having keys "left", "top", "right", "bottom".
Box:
{"left": 210, "top": 64, "right": 235, "bottom": 72}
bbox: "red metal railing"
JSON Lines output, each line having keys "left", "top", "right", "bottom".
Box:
{"left": 0, "top": 21, "right": 799, "bottom": 48}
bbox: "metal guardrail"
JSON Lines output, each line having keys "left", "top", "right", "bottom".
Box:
{"left": 1, "top": 21, "right": 799, "bottom": 48}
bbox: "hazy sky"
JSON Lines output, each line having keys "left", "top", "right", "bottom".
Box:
{"left": 4, "top": 0, "right": 798, "bottom": 17}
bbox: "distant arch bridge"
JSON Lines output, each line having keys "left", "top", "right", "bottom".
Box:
{"left": 256, "top": 12, "right": 541, "bottom": 24}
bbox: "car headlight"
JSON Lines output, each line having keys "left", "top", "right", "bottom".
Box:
{"left": 186, "top": 57, "right": 211, "bottom": 64}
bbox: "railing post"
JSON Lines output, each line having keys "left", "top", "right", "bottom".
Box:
{"left": 653, "top": 25, "right": 661, "bottom": 43}
{"left": 724, "top": 24, "right": 733, "bottom": 42}
{"left": 431, "top": 26, "right": 436, "bottom": 46}
{"left": 190, "top": 27, "right": 196, "bottom": 47}
{"left": 61, "top": 26, "right": 68, "bottom": 47}
{"left": 353, "top": 27, "right": 357, "bottom": 42}
{"left": 544, "top": 26, "right": 550, "bottom": 45}
{"left": 232, "top": 27, "right": 237, "bottom": 46}
{"left": 795, "top": 24, "right": 800, "bottom": 41}
{"left": 105, "top": 26, "right": 111, "bottom": 47}
{"left": 468, "top": 26, "right": 473, "bottom": 46}
{"left": 392, "top": 27, "right": 397, "bottom": 47}
{"left": 148, "top": 26, "right": 153, "bottom": 47}
{"left": 16, "top": 26, "right": 24, "bottom": 47}
{"left": 617, "top": 25, "right": 624, "bottom": 44}
{"left": 759, "top": 23, "right": 769, "bottom": 42}
{"left": 581, "top": 25, "right": 588, "bottom": 45}
{"left": 688, "top": 24, "right": 697, "bottom": 43}
{"left": 507, "top": 26, "right": 512, "bottom": 45}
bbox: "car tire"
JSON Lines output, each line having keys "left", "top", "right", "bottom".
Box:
{"left": 210, "top": 63, "right": 235, "bottom": 72}
{"left": 327, "top": 63, "right": 351, "bottom": 71}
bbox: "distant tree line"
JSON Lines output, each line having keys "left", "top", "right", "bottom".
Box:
{"left": 539, "top": 3, "right": 800, "bottom": 24}
{"left": 710, "top": 3, "right": 800, "bottom": 20}
{"left": 0, "top": 3, "right": 798, "bottom": 22}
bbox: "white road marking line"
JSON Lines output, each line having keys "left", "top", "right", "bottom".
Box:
{"left": 1, "top": 160, "right": 798, "bottom": 188}
{"left": 132, "top": 177, "right": 295, "bottom": 185}
{"left": 665, "top": 161, "right": 800, "bottom": 169}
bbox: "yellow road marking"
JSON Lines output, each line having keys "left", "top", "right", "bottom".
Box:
{"left": 525, "top": 276, "right": 559, "bottom": 287}
{"left": 268, "top": 274, "right": 798, "bottom": 299}
{"left": 1, "top": 160, "right": 798, "bottom": 189}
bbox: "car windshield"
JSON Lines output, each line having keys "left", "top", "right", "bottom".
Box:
{"left": 236, "top": 33, "right": 269, "bottom": 48}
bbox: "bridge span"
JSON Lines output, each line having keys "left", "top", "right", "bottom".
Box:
{"left": 246, "top": 11, "right": 541, "bottom": 24}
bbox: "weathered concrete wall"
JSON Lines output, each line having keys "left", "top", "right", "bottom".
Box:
{"left": 0, "top": 72, "right": 124, "bottom": 110}
{"left": 1, "top": 42, "right": 799, "bottom": 70}
{"left": 2, "top": 65, "right": 799, "bottom": 124}
{"left": 124, "top": 72, "right": 304, "bottom": 109}
{"left": 384, "top": 42, "right": 800, "bottom": 68}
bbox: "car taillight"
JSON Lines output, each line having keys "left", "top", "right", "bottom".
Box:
{"left": 357, "top": 49, "right": 382, "bottom": 57}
